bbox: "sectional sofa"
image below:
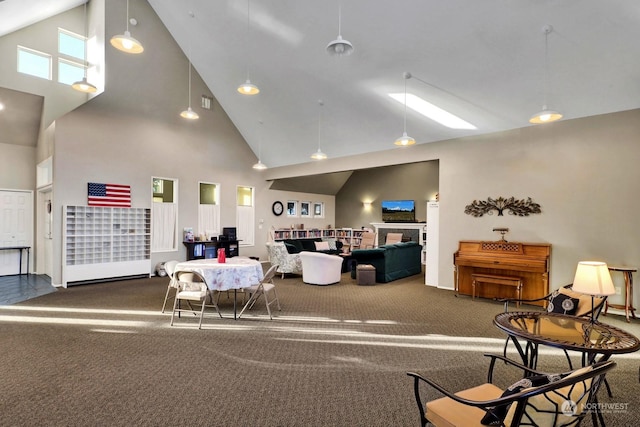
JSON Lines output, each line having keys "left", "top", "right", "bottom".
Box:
{"left": 350, "top": 241, "right": 422, "bottom": 283}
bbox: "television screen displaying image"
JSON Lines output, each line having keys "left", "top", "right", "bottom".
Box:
{"left": 381, "top": 200, "right": 415, "bottom": 223}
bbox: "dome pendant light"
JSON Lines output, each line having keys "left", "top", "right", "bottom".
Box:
{"left": 180, "top": 12, "right": 198, "bottom": 120}
{"left": 237, "top": 0, "right": 259, "bottom": 95}
{"left": 394, "top": 72, "right": 416, "bottom": 146}
{"left": 311, "top": 100, "right": 328, "bottom": 160}
{"left": 326, "top": 4, "right": 353, "bottom": 56}
{"left": 110, "top": 0, "right": 144, "bottom": 54}
{"left": 253, "top": 120, "right": 268, "bottom": 170}
{"left": 72, "top": 1, "right": 97, "bottom": 93}
{"left": 530, "top": 25, "right": 562, "bottom": 124}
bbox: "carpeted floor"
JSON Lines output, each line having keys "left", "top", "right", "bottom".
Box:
{"left": 0, "top": 269, "right": 638, "bottom": 426}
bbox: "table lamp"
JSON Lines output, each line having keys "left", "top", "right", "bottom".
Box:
{"left": 572, "top": 261, "right": 616, "bottom": 324}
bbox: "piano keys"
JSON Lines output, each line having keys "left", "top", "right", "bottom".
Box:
{"left": 454, "top": 240, "right": 551, "bottom": 306}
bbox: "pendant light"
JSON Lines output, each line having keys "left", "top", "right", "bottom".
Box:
{"left": 72, "top": 1, "right": 97, "bottom": 93}
{"left": 394, "top": 72, "right": 415, "bottom": 146}
{"left": 311, "top": 100, "right": 328, "bottom": 160}
{"left": 252, "top": 120, "right": 268, "bottom": 170}
{"left": 529, "top": 25, "right": 562, "bottom": 124}
{"left": 110, "top": 0, "right": 144, "bottom": 54}
{"left": 180, "top": 12, "right": 199, "bottom": 120}
{"left": 237, "top": 0, "right": 259, "bottom": 95}
{"left": 326, "top": 4, "right": 353, "bottom": 56}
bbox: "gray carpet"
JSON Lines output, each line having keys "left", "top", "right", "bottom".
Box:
{"left": 0, "top": 269, "right": 638, "bottom": 426}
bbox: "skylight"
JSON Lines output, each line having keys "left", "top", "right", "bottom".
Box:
{"left": 389, "top": 93, "right": 477, "bottom": 130}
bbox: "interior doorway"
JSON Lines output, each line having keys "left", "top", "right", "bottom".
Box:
{"left": 36, "top": 186, "right": 53, "bottom": 278}
{"left": 0, "top": 189, "right": 33, "bottom": 276}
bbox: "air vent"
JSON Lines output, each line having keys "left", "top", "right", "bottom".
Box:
{"left": 201, "top": 95, "right": 213, "bottom": 110}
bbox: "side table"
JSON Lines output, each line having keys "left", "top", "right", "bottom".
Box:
{"left": 603, "top": 266, "right": 637, "bottom": 323}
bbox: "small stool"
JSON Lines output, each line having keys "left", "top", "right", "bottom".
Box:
{"left": 471, "top": 274, "right": 522, "bottom": 305}
{"left": 604, "top": 266, "right": 637, "bottom": 323}
{"left": 357, "top": 264, "right": 376, "bottom": 285}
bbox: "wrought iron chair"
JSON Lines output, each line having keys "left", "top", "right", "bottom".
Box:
{"left": 407, "top": 355, "right": 615, "bottom": 427}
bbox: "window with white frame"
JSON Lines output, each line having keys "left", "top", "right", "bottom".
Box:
{"left": 236, "top": 186, "right": 255, "bottom": 246}
{"left": 152, "top": 177, "right": 178, "bottom": 252}
{"left": 17, "top": 46, "right": 52, "bottom": 80}
{"left": 198, "top": 182, "right": 220, "bottom": 240}
{"left": 313, "top": 202, "right": 325, "bottom": 218}
{"left": 57, "top": 28, "right": 87, "bottom": 86}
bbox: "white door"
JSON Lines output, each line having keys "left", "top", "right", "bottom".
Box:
{"left": 0, "top": 190, "right": 33, "bottom": 275}
{"left": 43, "top": 192, "right": 53, "bottom": 277}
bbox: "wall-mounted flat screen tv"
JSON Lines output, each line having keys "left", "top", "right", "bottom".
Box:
{"left": 381, "top": 200, "right": 415, "bottom": 223}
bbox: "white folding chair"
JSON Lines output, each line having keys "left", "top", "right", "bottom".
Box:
{"left": 170, "top": 270, "right": 222, "bottom": 329}
{"left": 161, "top": 260, "right": 179, "bottom": 313}
{"left": 238, "top": 264, "right": 281, "bottom": 319}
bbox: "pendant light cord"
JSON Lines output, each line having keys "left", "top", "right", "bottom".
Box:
{"left": 126, "top": 0, "right": 130, "bottom": 32}
{"left": 403, "top": 75, "right": 408, "bottom": 133}
{"left": 246, "top": 0, "right": 251, "bottom": 80}
{"left": 543, "top": 26, "right": 549, "bottom": 108}
{"left": 317, "top": 100, "right": 323, "bottom": 151}
{"left": 83, "top": 1, "right": 88, "bottom": 78}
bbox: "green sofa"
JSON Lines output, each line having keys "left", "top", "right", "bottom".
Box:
{"left": 350, "top": 241, "right": 422, "bottom": 283}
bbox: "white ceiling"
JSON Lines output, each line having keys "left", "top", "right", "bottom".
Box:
{"left": 3, "top": 1, "right": 640, "bottom": 168}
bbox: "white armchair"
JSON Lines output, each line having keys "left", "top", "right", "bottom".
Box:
{"left": 266, "top": 242, "right": 302, "bottom": 278}
{"left": 299, "top": 251, "right": 343, "bottom": 285}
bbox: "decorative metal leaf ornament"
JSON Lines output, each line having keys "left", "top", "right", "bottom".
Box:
{"left": 464, "top": 197, "right": 541, "bottom": 217}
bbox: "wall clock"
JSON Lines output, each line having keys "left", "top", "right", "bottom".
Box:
{"left": 272, "top": 201, "right": 284, "bottom": 216}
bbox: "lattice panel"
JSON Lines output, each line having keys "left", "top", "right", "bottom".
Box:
{"left": 481, "top": 242, "right": 523, "bottom": 253}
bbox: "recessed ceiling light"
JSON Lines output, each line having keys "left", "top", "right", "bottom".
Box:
{"left": 0, "top": 102, "right": 5, "bottom": 111}
{"left": 389, "top": 93, "right": 477, "bottom": 130}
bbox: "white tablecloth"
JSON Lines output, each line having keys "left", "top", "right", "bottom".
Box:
{"left": 175, "top": 257, "right": 263, "bottom": 291}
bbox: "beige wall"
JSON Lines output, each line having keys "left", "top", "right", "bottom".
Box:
{"left": 0, "top": 143, "right": 36, "bottom": 189}
{"left": 335, "top": 161, "right": 439, "bottom": 228}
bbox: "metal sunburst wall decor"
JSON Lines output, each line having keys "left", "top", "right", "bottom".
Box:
{"left": 465, "top": 196, "right": 542, "bottom": 217}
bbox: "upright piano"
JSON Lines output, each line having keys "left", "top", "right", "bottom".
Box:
{"left": 454, "top": 240, "right": 551, "bottom": 305}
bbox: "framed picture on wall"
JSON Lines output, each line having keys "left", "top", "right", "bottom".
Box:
{"left": 300, "top": 201, "right": 311, "bottom": 218}
{"left": 287, "top": 200, "right": 298, "bottom": 217}
{"left": 313, "top": 202, "right": 324, "bottom": 218}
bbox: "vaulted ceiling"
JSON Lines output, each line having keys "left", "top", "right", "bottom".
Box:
{"left": 3, "top": 0, "right": 640, "bottom": 169}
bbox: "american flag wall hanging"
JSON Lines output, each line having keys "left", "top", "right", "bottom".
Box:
{"left": 87, "top": 183, "right": 131, "bottom": 207}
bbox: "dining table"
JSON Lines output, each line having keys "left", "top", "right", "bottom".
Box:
{"left": 174, "top": 257, "right": 263, "bottom": 319}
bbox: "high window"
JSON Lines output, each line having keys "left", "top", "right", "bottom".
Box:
{"left": 236, "top": 186, "right": 255, "bottom": 246}
{"left": 17, "top": 46, "right": 51, "bottom": 80}
{"left": 198, "top": 182, "right": 220, "bottom": 239}
{"left": 152, "top": 177, "right": 178, "bottom": 252}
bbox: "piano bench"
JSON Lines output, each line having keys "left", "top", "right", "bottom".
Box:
{"left": 471, "top": 274, "right": 522, "bottom": 306}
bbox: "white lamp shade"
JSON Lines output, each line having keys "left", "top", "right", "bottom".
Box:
{"left": 572, "top": 261, "right": 615, "bottom": 296}
{"left": 237, "top": 80, "right": 260, "bottom": 95}
{"left": 71, "top": 77, "right": 97, "bottom": 93}
{"left": 529, "top": 107, "right": 562, "bottom": 124}
{"left": 180, "top": 107, "right": 199, "bottom": 120}
{"left": 110, "top": 31, "right": 144, "bottom": 54}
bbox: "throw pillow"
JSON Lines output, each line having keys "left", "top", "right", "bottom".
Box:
{"left": 323, "top": 239, "right": 338, "bottom": 251}
{"left": 284, "top": 242, "right": 300, "bottom": 254}
{"left": 481, "top": 373, "right": 568, "bottom": 425}
{"left": 315, "top": 241, "right": 330, "bottom": 251}
{"left": 547, "top": 291, "right": 579, "bottom": 315}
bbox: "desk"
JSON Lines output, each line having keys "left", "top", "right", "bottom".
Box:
{"left": 494, "top": 311, "right": 640, "bottom": 427}
{"left": 175, "top": 257, "right": 263, "bottom": 319}
{"left": 0, "top": 246, "right": 30, "bottom": 275}
{"left": 604, "top": 266, "right": 637, "bottom": 322}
